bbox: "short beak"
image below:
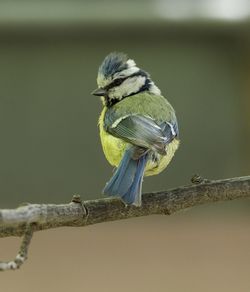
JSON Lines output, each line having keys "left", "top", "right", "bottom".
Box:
{"left": 91, "top": 88, "right": 107, "bottom": 96}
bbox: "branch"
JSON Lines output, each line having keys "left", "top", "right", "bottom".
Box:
{"left": 0, "top": 175, "right": 249, "bottom": 270}
{"left": 1, "top": 175, "right": 250, "bottom": 238}
{"left": 0, "top": 225, "right": 34, "bottom": 271}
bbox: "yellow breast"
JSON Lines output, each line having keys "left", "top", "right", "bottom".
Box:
{"left": 98, "top": 107, "right": 179, "bottom": 176}
{"left": 99, "top": 108, "right": 127, "bottom": 167}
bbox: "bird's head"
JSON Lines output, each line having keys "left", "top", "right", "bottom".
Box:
{"left": 92, "top": 52, "right": 161, "bottom": 107}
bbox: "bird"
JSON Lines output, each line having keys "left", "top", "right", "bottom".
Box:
{"left": 92, "top": 52, "right": 179, "bottom": 206}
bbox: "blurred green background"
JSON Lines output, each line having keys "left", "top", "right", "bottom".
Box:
{"left": 0, "top": 1, "right": 250, "bottom": 291}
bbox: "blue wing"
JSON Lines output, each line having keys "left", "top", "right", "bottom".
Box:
{"left": 105, "top": 114, "right": 178, "bottom": 156}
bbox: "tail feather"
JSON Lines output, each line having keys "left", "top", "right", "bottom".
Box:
{"left": 103, "top": 148, "right": 148, "bottom": 206}
{"left": 121, "top": 154, "right": 147, "bottom": 206}
{"left": 103, "top": 148, "right": 136, "bottom": 197}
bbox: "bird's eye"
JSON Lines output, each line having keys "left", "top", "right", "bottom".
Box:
{"left": 113, "top": 78, "right": 124, "bottom": 86}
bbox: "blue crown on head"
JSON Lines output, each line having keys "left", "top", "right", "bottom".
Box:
{"left": 98, "top": 52, "right": 128, "bottom": 78}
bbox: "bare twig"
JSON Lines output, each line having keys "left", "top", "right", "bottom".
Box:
{"left": 0, "top": 224, "right": 34, "bottom": 271}
{"left": 0, "top": 175, "right": 249, "bottom": 271}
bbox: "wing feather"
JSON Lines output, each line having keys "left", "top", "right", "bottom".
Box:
{"left": 106, "top": 114, "right": 178, "bottom": 155}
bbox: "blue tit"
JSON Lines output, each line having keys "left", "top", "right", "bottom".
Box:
{"left": 92, "top": 52, "right": 179, "bottom": 206}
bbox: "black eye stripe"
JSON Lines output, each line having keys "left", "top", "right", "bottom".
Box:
{"left": 105, "top": 77, "right": 126, "bottom": 90}
{"left": 104, "top": 70, "right": 149, "bottom": 91}
{"left": 113, "top": 78, "right": 125, "bottom": 86}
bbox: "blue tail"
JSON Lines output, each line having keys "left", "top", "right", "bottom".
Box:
{"left": 103, "top": 148, "right": 148, "bottom": 206}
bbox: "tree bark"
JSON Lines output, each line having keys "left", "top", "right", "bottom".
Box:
{"left": 1, "top": 175, "right": 249, "bottom": 238}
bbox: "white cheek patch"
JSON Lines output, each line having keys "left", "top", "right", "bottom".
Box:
{"left": 109, "top": 76, "right": 146, "bottom": 99}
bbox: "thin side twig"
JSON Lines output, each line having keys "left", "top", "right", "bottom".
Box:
{"left": 0, "top": 224, "right": 34, "bottom": 271}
